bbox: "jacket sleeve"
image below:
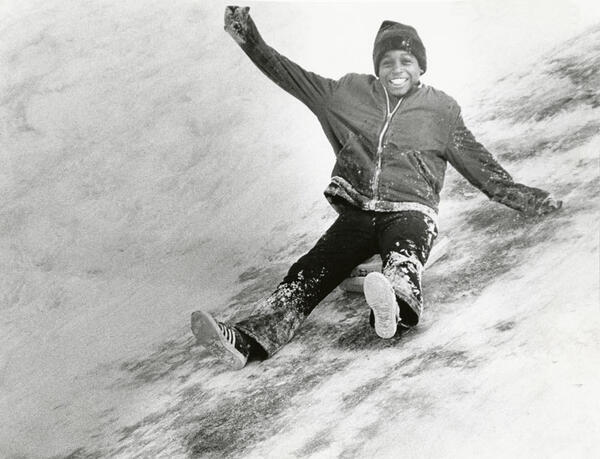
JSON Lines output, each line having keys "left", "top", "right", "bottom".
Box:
{"left": 445, "top": 112, "right": 551, "bottom": 215}
{"left": 234, "top": 14, "right": 338, "bottom": 115}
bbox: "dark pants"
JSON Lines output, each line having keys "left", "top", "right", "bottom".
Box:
{"left": 236, "top": 205, "right": 437, "bottom": 357}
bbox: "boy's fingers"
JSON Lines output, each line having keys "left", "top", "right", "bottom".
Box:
{"left": 231, "top": 6, "right": 249, "bottom": 22}
{"left": 224, "top": 6, "right": 234, "bottom": 25}
{"left": 544, "top": 196, "right": 562, "bottom": 209}
{"left": 538, "top": 196, "right": 563, "bottom": 215}
{"left": 224, "top": 6, "right": 250, "bottom": 29}
{"left": 225, "top": 5, "right": 236, "bottom": 17}
{"left": 224, "top": 6, "right": 243, "bottom": 23}
{"left": 224, "top": 6, "right": 251, "bottom": 44}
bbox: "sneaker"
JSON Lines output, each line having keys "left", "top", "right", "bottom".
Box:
{"left": 190, "top": 310, "right": 249, "bottom": 370}
{"left": 363, "top": 272, "right": 400, "bottom": 339}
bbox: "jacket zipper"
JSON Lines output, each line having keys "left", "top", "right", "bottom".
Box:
{"left": 371, "top": 86, "right": 403, "bottom": 200}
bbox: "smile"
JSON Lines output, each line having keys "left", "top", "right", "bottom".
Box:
{"left": 389, "top": 78, "right": 408, "bottom": 86}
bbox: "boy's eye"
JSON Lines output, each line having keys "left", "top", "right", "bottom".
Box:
{"left": 381, "top": 59, "right": 414, "bottom": 68}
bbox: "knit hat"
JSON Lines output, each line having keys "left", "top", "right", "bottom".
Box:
{"left": 373, "top": 20, "right": 427, "bottom": 76}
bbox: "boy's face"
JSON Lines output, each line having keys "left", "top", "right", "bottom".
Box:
{"left": 378, "top": 50, "right": 422, "bottom": 97}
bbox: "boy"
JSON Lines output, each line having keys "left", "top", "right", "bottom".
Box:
{"left": 191, "top": 6, "right": 562, "bottom": 370}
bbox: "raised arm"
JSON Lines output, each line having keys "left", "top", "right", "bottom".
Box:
{"left": 224, "top": 6, "right": 338, "bottom": 115}
{"left": 445, "top": 113, "right": 562, "bottom": 216}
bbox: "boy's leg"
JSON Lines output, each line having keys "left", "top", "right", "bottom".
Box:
{"left": 375, "top": 211, "right": 437, "bottom": 328}
{"left": 235, "top": 207, "right": 377, "bottom": 357}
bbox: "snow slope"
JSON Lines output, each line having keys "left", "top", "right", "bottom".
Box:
{"left": 1, "top": 1, "right": 599, "bottom": 458}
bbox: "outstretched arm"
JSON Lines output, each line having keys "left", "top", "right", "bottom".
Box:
{"left": 445, "top": 113, "right": 562, "bottom": 216}
{"left": 224, "top": 6, "right": 337, "bottom": 115}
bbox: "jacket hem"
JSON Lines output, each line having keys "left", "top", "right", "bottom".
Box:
{"left": 324, "top": 176, "right": 439, "bottom": 228}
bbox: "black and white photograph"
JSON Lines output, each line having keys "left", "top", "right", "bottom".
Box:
{"left": 1, "top": 0, "right": 599, "bottom": 457}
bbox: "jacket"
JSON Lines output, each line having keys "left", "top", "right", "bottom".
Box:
{"left": 235, "top": 16, "right": 551, "bottom": 223}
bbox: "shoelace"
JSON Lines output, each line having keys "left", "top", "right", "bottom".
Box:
{"left": 218, "top": 322, "right": 236, "bottom": 346}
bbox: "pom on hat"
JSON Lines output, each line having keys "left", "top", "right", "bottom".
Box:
{"left": 373, "top": 20, "right": 427, "bottom": 76}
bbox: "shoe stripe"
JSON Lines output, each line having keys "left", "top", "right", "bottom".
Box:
{"left": 218, "top": 323, "right": 237, "bottom": 347}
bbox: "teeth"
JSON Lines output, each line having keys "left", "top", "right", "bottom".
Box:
{"left": 390, "top": 78, "right": 407, "bottom": 85}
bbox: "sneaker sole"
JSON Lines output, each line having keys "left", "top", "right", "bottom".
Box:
{"left": 364, "top": 272, "right": 398, "bottom": 339}
{"left": 190, "top": 310, "right": 247, "bottom": 370}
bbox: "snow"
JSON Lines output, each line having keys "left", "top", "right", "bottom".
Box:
{"left": 1, "top": 1, "right": 599, "bottom": 458}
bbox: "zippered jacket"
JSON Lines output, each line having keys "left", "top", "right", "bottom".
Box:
{"left": 235, "top": 15, "right": 551, "bottom": 222}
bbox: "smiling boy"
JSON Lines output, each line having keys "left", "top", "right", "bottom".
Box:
{"left": 190, "top": 6, "right": 562, "bottom": 369}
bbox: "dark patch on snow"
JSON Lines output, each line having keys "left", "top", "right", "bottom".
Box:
{"left": 533, "top": 90, "right": 600, "bottom": 121}
{"left": 294, "top": 427, "right": 334, "bottom": 456}
{"left": 51, "top": 447, "right": 104, "bottom": 459}
{"left": 474, "top": 25, "right": 600, "bottom": 123}
{"left": 548, "top": 52, "right": 600, "bottom": 89}
{"left": 581, "top": 176, "right": 600, "bottom": 197}
{"left": 114, "top": 322, "right": 356, "bottom": 457}
{"left": 493, "top": 120, "right": 600, "bottom": 162}
{"left": 177, "top": 381, "right": 210, "bottom": 404}
{"left": 185, "top": 357, "right": 349, "bottom": 458}
{"left": 426, "top": 244, "right": 506, "bottom": 305}
{"left": 340, "top": 374, "right": 390, "bottom": 409}
{"left": 462, "top": 202, "right": 526, "bottom": 233}
{"left": 117, "top": 336, "right": 203, "bottom": 386}
{"left": 333, "top": 319, "right": 410, "bottom": 351}
{"left": 237, "top": 265, "right": 273, "bottom": 283}
{"left": 553, "top": 177, "right": 599, "bottom": 202}
{"left": 326, "top": 346, "right": 477, "bottom": 419}
{"left": 384, "top": 387, "right": 438, "bottom": 420}
{"left": 427, "top": 202, "right": 567, "bottom": 305}
{"left": 292, "top": 295, "right": 415, "bottom": 353}
{"left": 400, "top": 348, "right": 479, "bottom": 378}
{"left": 495, "top": 320, "right": 516, "bottom": 332}
{"left": 489, "top": 138, "right": 555, "bottom": 163}
{"left": 110, "top": 409, "right": 184, "bottom": 457}
{"left": 321, "top": 288, "right": 386, "bottom": 324}
{"left": 117, "top": 413, "right": 163, "bottom": 441}
{"left": 339, "top": 421, "right": 383, "bottom": 458}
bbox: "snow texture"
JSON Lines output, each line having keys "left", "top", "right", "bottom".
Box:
{"left": 1, "top": 1, "right": 599, "bottom": 458}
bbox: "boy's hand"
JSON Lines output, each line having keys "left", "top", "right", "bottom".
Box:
{"left": 536, "top": 195, "right": 563, "bottom": 215}
{"left": 225, "top": 6, "right": 251, "bottom": 45}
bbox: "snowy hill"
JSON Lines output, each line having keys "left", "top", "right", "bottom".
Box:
{"left": 1, "top": 1, "right": 599, "bottom": 458}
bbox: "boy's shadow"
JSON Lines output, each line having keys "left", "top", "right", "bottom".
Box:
{"left": 290, "top": 289, "right": 416, "bottom": 354}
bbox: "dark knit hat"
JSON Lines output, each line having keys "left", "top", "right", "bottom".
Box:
{"left": 373, "top": 20, "right": 427, "bottom": 76}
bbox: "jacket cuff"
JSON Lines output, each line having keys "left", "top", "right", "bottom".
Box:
{"left": 491, "top": 183, "right": 550, "bottom": 215}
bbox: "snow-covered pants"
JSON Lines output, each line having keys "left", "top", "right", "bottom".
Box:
{"left": 235, "top": 204, "right": 438, "bottom": 357}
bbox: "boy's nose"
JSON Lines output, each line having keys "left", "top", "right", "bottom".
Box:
{"left": 391, "top": 62, "right": 404, "bottom": 73}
